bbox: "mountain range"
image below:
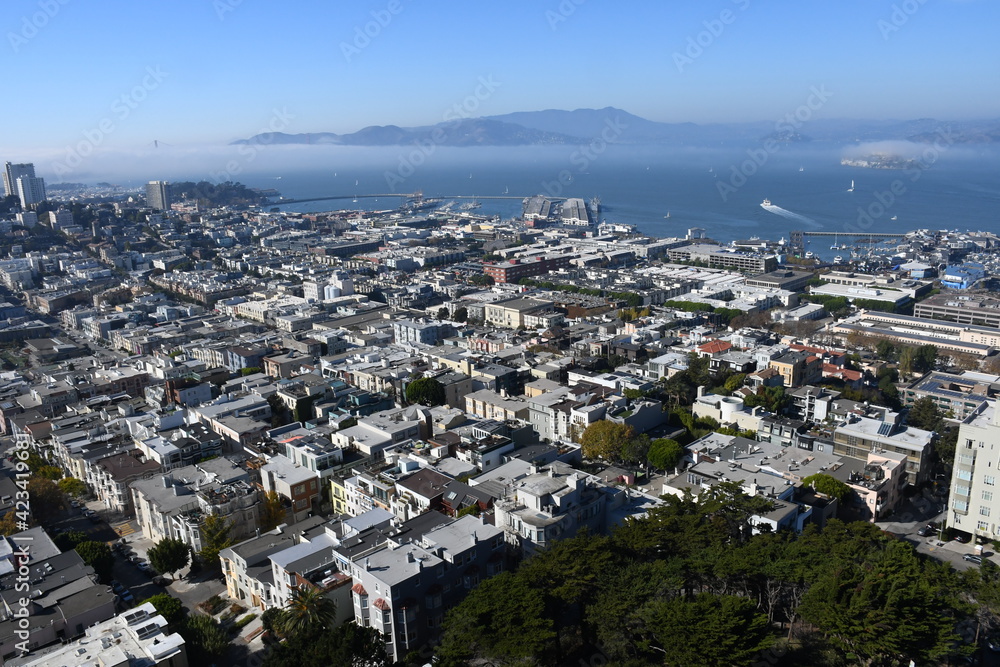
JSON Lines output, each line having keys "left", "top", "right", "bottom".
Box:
{"left": 232, "top": 107, "right": 1000, "bottom": 147}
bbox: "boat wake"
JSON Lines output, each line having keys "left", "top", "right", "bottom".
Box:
{"left": 761, "top": 204, "right": 821, "bottom": 228}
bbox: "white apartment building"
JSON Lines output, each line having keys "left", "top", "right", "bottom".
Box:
{"left": 949, "top": 401, "right": 1000, "bottom": 540}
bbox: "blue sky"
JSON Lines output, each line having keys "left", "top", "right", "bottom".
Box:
{"left": 4, "top": 0, "right": 999, "bottom": 158}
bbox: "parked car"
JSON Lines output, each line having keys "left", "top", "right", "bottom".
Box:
{"left": 119, "top": 589, "right": 134, "bottom": 605}
{"left": 954, "top": 534, "right": 970, "bottom": 544}
{"left": 917, "top": 524, "right": 937, "bottom": 537}
{"left": 110, "top": 580, "right": 124, "bottom": 594}
{"left": 136, "top": 561, "right": 152, "bottom": 573}
{"left": 964, "top": 554, "right": 983, "bottom": 564}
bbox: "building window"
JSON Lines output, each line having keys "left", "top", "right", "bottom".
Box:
{"left": 978, "top": 520, "right": 990, "bottom": 532}
{"left": 987, "top": 475, "right": 996, "bottom": 486}
{"left": 981, "top": 506, "right": 991, "bottom": 517}
{"left": 984, "top": 490, "right": 994, "bottom": 502}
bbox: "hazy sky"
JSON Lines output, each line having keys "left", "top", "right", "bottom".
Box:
{"left": 4, "top": 0, "right": 998, "bottom": 159}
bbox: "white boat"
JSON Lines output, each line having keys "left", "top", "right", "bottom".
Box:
{"left": 833, "top": 255, "right": 844, "bottom": 263}
{"left": 891, "top": 215, "right": 897, "bottom": 220}
{"left": 664, "top": 211, "right": 671, "bottom": 219}
{"left": 761, "top": 198, "right": 772, "bottom": 206}
{"left": 799, "top": 166, "right": 804, "bottom": 172}
{"left": 805, "top": 251, "right": 815, "bottom": 259}
{"left": 847, "top": 179, "right": 854, "bottom": 192}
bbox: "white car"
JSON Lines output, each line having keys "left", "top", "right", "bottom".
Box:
{"left": 136, "top": 561, "right": 152, "bottom": 573}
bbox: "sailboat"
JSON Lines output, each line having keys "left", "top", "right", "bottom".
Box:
{"left": 355, "top": 179, "right": 359, "bottom": 186}
{"left": 503, "top": 186, "right": 509, "bottom": 194}
{"left": 664, "top": 212, "right": 671, "bottom": 219}
{"left": 847, "top": 179, "right": 855, "bottom": 192}
{"left": 830, "top": 233, "right": 840, "bottom": 250}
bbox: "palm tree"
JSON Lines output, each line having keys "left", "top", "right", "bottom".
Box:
{"left": 279, "top": 585, "right": 337, "bottom": 638}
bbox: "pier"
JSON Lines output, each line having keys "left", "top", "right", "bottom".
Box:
{"left": 790, "top": 230, "right": 909, "bottom": 253}
{"left": 268, "top": 193, "right": 552, "bottom": 206}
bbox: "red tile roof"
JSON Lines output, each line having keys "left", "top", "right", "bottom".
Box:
{"left": 351, "top": 583, "right": 367, "bottom": 596}
{"left": 697, "top": 341, "right": 732, "bottom": 355}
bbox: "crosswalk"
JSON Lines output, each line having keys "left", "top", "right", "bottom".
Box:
{"left": 113, "top": 522, "right": 136, "bottom": 537}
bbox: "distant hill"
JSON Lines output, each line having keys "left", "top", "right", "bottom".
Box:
{"left": 232, "top": 108, "right": 1000, "bottom": 147}
{"left": 232, "top": 119, "right": 578, "bottom": 147}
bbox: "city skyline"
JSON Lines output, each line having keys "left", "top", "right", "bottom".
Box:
{"left": 3, "top": 0, "right": 999, "bottom": 162}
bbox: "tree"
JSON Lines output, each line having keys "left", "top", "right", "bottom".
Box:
{"left": 262, "top": 622, "right": 390, "bottom": 667}
{"left": 199, "top": 514, "right": 234, "bottom": 568}
{"left": 908, "top": 396, "right": 943, "bottom": 432}
{"left": 147, "top": 537, "right": 190, "bottom": 577}
{"left": 648, "top": 437, "right": 683, "bottom": 471}
{"left": 146, "top": 593, "right": 185, "bottom": 625}
{"left": 876, "top": 340, "right": 899, "bottom": 362}
{"left": 75, "top": 541, "right": 114, "bottom": 582}
{"left": 57, "top": 477, "right": 87, "bottom": 497}
{"left": 580, "top": 420, "right": 635, "bottom": 461}
{"left": 468, "top": 273, "right": 494, "bottom": 287}
{"left": 35, "top": 465, "right": 63, "bottom": 480}
{"left": 267, "top": 393, "right": 288, "bottom": 428}
{"left": 279, "top": 586, "right": 338, "bottom": 638}
{"left": 801, "top": 473, "right": 853, "bottom": 504}
{"left": 797, "top": 536, "right": 960, "bottom": 665}
{"left": 436, "top": 306, "right": 449, "bottom": 320}
{"left": 724, "top": 373, "right": 747, "bottom": 393}
{"left": 179, "top": 615, "right": 230, "bottom": 663}
{"left": 0, "top": 512, "right": 19, "bottom": 536}
{"left": 259, "top": 491, "right": 287, "bottom": 531}
{"left": 261, "top": 607, "right": 284, "bottom": 636}
{"left": 621, "top": 433, "right": 651, "bottom": 466}
{"left": 453, "top": 306, "right": 468, "bottom": 322}
{"left": 437, "top": 571, "right": 556, "bottom": 666}
{"left": 743, "top": 385, "right": 788, "bottom": 415}
{"left": 27, "top": 478, "right": 63, "bottom": 524}
{"left": 240, "top": 366, "right": 261, "bottom": 376}
{"left": 55, "top": 529, "right": 88, "bottom": 552}
{"left": 405, "top": 377, "right": 445, "bottom": 407}
{"left": 640, "top": 593, "right": 773, "bottom": 667}
{"left": 292, "top": 395, "right": 316, "bottom": 423}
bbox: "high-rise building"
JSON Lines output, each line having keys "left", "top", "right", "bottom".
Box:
{"left": 146, "top": 180, "right": 171, "bottom": 210}
{"left": 948, "top": 401, "right": 1000, "bottom": 541}
{"left": 3, "top": 162, "right": 35, "bottom": 198}
{"left": 16, "top": 175, "right": 46, "bottom": 207}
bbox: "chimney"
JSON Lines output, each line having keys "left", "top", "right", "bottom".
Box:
{"left": 697, "top": 385, "right": 705, "bottom": 399}
{"left": 365, "top": 558, "right": 371, "bottom": 571}
{"left": 406, "top": 552, "right": 414, "bottom": 563}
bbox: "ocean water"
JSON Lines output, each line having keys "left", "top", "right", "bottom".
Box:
{"left": 239, "top": 143, "right": 1000, "bottom": 260}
